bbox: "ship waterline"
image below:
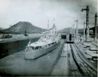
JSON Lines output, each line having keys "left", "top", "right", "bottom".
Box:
{"left": 24, "top": 42, "right": 60, "bottom": 60}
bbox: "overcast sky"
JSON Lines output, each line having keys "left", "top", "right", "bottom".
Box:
{"left": 0, "top": 0, "right": 97, "bottom": 30}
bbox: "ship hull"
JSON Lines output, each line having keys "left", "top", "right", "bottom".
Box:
{"left": 24, "top": 42, "right": 59, "bottom": 60}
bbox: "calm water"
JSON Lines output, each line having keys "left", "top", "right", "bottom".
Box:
{"left": 0, "top": 38, "right": 39, "bottom": 59}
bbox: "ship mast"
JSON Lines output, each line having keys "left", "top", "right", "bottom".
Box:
{"left": 53, "top": 18, "right": 56, "bottom": 33}
{"left": 47, "top": 20, "right": 49, "bottom": 29}
{"left": 24, "top": 25, "right": 28, "bottom": 36}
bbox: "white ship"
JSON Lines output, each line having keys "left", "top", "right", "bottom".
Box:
{"left": 24, "top": 25, "right": 61, "bottom": 59}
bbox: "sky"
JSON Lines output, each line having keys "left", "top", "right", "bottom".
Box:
{"left": 0, "top": 0, "right": 97, "bottom": 30}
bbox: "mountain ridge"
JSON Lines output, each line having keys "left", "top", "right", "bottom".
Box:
{"left": 3, "top": 21, "right": 46, "bottom": 34}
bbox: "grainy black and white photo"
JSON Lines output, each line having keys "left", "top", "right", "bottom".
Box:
{"left": 0, "top": 0, "right": 97, "bottom": 77}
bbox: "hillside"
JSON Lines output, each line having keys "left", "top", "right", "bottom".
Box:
{"left": 0, "top": 27, "right": 4, "bottom": 33}
{"left": 3, "top": 21, "right": 46, "bottom": 34}
{"left": 58, "top": 28, "right": 75, "bottom": 34}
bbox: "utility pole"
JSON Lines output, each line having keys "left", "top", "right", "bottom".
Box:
{"left": 76, "top": 20, "right": 78, "bottom": 40}
{"left": 81, "top": 5, "right": 90, "bottom": 41}
{"left": 94, "top": 13, "right": 98, "bottom": 41}
{"left": 83, "top": 22, "right": 86, "bottom": 41}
